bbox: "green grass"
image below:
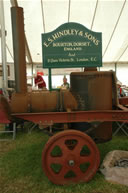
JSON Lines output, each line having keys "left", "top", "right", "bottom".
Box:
{"left": 0, "top": 129, "right": 128, "bottom": 193}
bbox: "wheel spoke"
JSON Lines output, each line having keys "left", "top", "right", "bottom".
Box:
{"left": 48, "top": 156, "right": 64, "bottom": 165}
{"left": 52, "top": 138, "right": 72, "bottom": 154}
{"left": 79, "top": 154, "right": 93, "bottom": 165}
{"left": 72, "top": 139, "right": 86, "bottom": 155}
{"left": 59, "top": 143, "right": 71, "bottom": 154}
{"left": 42, "top": 130, "right": 100, "bottom": 185}
{"left": 58, "top": 165, "right": 70, "bottom": 177}
{"left": 72, "top": 166, "right": 83, "bottom": 177}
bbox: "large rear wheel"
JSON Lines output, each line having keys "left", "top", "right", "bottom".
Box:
{"left": 42, "top": 130, "right": 100, "bottom": 185}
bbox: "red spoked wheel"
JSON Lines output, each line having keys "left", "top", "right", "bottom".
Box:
{"left": 42, "top": 130, "right": 100, "bottom": 185}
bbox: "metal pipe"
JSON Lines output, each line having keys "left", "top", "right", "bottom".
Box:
{"left": 11, "top": 6, "right": 27, "bottom": 93}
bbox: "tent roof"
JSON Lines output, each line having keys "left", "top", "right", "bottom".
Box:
{"left": 1, "top": 0, "right": 128, "bottom": 64}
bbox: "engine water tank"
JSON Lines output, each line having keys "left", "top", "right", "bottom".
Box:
{"left": 70, "top": 71, "right": 116, "bottom": 143}
{"left": 70, "top": 71, "right": 113, "bottom": 111}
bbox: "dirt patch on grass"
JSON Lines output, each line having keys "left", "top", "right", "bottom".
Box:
{"left": 90, "top": 192, "right": 104, "bottom": 193}
{"left": 0, "top": 175, "right": 33, "bottom": 193}
{"left": 0, "top": 141, "right": 16, "bottom": 156}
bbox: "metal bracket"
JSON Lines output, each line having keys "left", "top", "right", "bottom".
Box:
{"left": 0, "top": 122, "right": 16, "bottom": 141}
{"left": 113, "top": 122, "right": 128, "bottom": 136}
{"left": 39, "top": 120, "right": 53, "bottom": 135}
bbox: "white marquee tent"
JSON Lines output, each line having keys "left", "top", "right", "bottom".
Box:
{"left": 0, "top": 0, "right": 128, "bottom": 87}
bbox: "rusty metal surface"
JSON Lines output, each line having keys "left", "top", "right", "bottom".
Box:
{"left": 10, "top": 92, "right": 29, "bottom": 113}
{"left": 11, "top": 7, "right": 27, "bottom": 93}
{"left": 70, "top": 71, "right": 117, "bottom": 142}
{"left": 0, "top": 96, "right": 11, "bottom": 123}
{"left": 12, "top": 110, "right": 128, "bottom": 125}
{"left": 119, "top": 97, "right": 128, "bottom": 105}
{"left": 70, "top": 71, "right": 113, "bottom": 110}
{"left": 10, "top": 91, "right": 57, "bottom": 113}
{"left": 0, "top": 110, "right": 10, "bottom": 123}
{"left": 42, "top": 130, "right": 100, "bottom": 185}
{"left": 91, "top": 122, "right": 112, "bottom": 142}
{"left": 10, "top": 90, "right": 78, "bottom": 113}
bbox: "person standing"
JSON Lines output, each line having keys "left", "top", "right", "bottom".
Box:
{"left": 34, "top": 73, "right": 46, "bottom": 89}
{"left": 61, "top": 75, "right": 69, "bottom": 89}
{"left": 117, "top": 81, "right": 126, "bottom": 97}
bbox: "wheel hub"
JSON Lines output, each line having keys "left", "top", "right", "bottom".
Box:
{"left": 68, "top": 160, "right": 75, "bottom": 166}
{"left": 42, "top": 130, "right": 100, "bottom": 185}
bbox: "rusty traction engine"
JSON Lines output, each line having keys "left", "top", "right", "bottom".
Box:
{"left": 0, "top": 7, "right": 119, "bottom": 185}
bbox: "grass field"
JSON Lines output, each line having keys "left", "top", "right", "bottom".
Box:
{"left": 0, "top": 128, "right": 128, "bottom": 193}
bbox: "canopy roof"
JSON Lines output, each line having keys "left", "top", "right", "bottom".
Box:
{"left": 0, "top": 0, "right": 128, "bottom": 65}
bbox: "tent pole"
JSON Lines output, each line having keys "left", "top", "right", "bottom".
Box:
{"left": 115, "top": 63, "right": 117, "bottom": 75}
{"left": 48, "top": 68, "right": 52, "bottom": 91}
{"left": 0, "top": 0, "right": 8, "bottom": 96}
